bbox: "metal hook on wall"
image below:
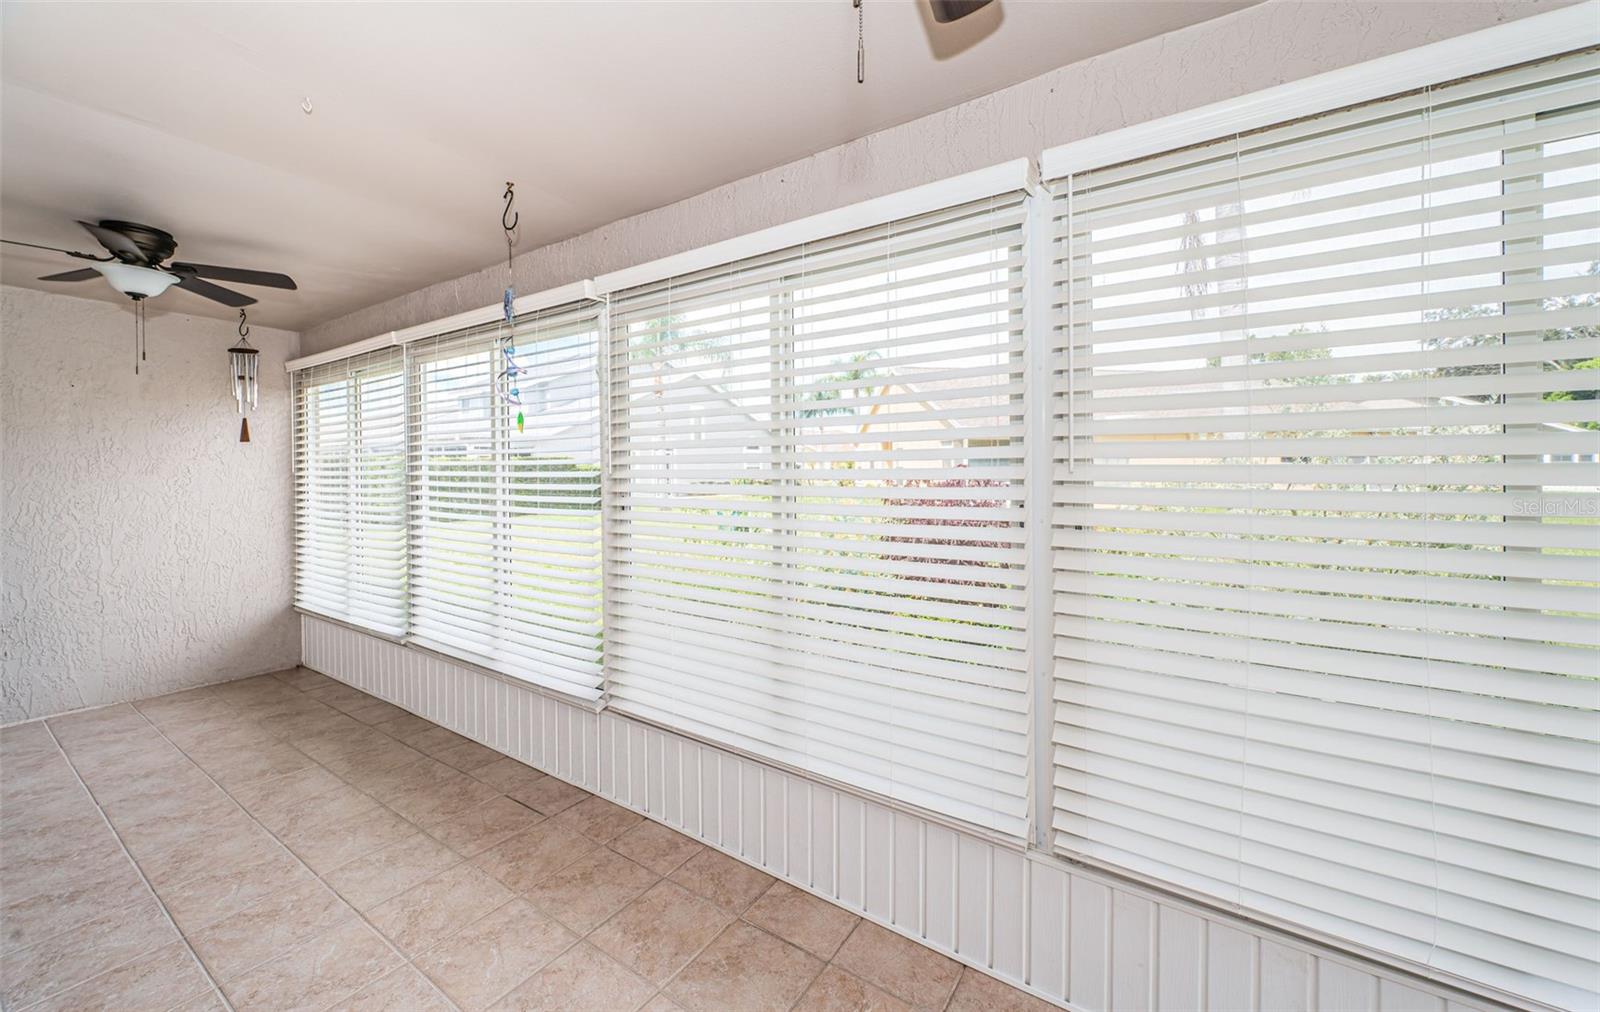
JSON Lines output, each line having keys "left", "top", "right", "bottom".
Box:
{"left": 237, "top": 308, "right": 251, "bottom": 339}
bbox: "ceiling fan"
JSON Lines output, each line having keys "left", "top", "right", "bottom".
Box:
{"left": 3, "top": 220, "right": 297, "bottom": 307}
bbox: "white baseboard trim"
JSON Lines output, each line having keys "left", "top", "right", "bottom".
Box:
{"left": 301, "top": 615, "right": 1506, "bottom": 1012}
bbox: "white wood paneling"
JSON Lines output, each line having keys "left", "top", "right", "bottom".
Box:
{"left": 302, "top": 615, "right": 1506, "bottom": 1012}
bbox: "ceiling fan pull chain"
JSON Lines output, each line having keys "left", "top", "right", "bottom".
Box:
{"left": 855, "top": 0, "right": 865, "bottom": 84}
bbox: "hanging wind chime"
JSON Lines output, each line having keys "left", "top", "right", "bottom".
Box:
{"left": 494, "top": 182, "right": 526, "bottom": 434}
{"left": 228, "top": 309, "right": 259, "bottom": 443}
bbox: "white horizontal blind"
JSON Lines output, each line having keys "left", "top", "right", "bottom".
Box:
{"left": 291, "top": 347, "right": 407, "bottom": 635}
{"left": 1049, "top": 51, "right": 1600, "bottom": 1007}
{"left": 407, "top": 302, "right": 604, "bottom": 700}
{"left": 608, "top": 194, "right": 1030, "bottom": 834}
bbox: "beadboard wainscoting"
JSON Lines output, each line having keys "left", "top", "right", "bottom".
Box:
{"left": 301, "top": 615, "right": 1501, "bottom": 1012}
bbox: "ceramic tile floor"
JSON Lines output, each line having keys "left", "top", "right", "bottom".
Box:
{"left": 0, "top": 668, "right": 1058, "bottom": 1012}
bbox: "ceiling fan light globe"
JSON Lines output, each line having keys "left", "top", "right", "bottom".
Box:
{"left": 92, "top": 261, "right": 181, "bottom": 299}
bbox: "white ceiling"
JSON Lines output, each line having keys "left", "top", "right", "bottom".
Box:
{"left": 1, "top": 1, "right": 1255, "bottom": 331}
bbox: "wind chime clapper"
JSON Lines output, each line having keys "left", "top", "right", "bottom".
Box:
{"left": 497, "top": 180, "right": 526, "bottom": 434}
{"left": 229, "top": 308, "right": 259, "bottom": 443}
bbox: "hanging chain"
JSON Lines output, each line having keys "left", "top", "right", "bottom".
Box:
{"left": 132, "top": 299, "right": 146, "bottom": 374}
{"left": 855, "top": 0, "right": 865, "bottom": 84}
{"left": 498, "top": 181, "right": 522, "bottom": 415}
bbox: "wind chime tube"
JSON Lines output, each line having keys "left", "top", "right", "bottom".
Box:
{"left": 228, "top": 341, "right": 260, "bottom": 443}
{"left": 228, "top": 344, "right": 260, "bottom": 413}
{"left": 236, "top": 345, "right": 256, "bottom": 409}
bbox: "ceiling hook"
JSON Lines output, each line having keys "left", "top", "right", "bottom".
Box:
{"left": 237, "top": 308, "right": 250, "bottom": 339}
{"left": 502, "top": 182, "right": 519, "bottom": 234}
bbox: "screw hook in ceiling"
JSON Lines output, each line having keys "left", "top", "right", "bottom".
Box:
{"left": 502, "top": 182, "right": 519, "bottom": 271}
{"left": 502, "top": 182, "right": 519, "bottom": 233}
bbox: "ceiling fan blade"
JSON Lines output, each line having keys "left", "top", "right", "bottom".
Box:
{"left": 175, "top": 274, "right": 257, "bottom": 308}
{"left": 77, "top": 220, "right": 148, "bottom": 263}
{"left": 929, "top": 0, "right": 993, "bottom": 22}
{"left": 170, "top": 262, "right": 297, "bottom": 290}
{"left": 1, "top": 237, "right": 106, "bottom": 260}
{"left": 38, "top": 267, "right": 101, "bottom": 282}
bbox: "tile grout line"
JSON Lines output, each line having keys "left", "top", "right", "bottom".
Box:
{"left": 345, "top": 761, "right": 700, "bottom": 1010}
{"left": 35, "top": 718, "right": 235, "bottom": 1012}
{"left": 274, "top": 690, "right": 581, "bottom": 1008}
{"left": 586, "top": 874, "right": 719, "bottom": 1012}
{"left": 615, "top": 873, "right": 822, "bottom": 1012}
{"left": 0, "top": 803, "right": 173, "bottom": 1002}
{"left": 132, "top": 691, "right": 473, "bottom": 1010}
{"left": 788, "top": 918, "right": 866, "bottom": 1012}
{"left": 584, "top": 836, "right": 966, "bottom": 1012}
{"left": 326, "top": 676, "right": 777, "bottom": 1009}
{"left": 334, "top": 678, "right": 945, "bottom": 1012}
{"left": 322, "top": 674, "right": 877, "bottom": 1012}
{"left": 52, "top": 674, "right": 975, "bottom": 1012}
{"left": 405, "top": 812, "right": 650, "bottom": 1010}
{"left": 374, "top": 767, "right": 881, "bottom": 1012}
{"left": 555, "top": 825, "right": 742, "bottom": 1011}
{"left": 672, "top": 849, "right": 947, "bottom": 1012}
{"left": 487, "top": 819, "right": 684, "bottom": 1011}
{"left": 125, "top": 694, "right": 467, "bottom": 1012}
{"left": 465, "top": 709, "right": 969, "bottom": 1012}
{"left": 518, "top": 765, "right": 973, "bottom": 1010}
{"left": 346, "top": 651, "right": 1069, "bottom": 1010}
{"left": 162, "top": 680, "right": 595, "bottom": 1010}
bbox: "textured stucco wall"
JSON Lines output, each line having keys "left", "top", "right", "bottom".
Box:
{"left": 299, "top": 0, "right": 1575, "bottom": 356}
{"left": 1, "top": 285, "right": 301, "bottom": 722}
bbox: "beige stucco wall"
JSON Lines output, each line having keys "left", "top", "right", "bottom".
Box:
{"left": 299, "top": 0, "right": 1576, "bottom": 357}
{"left": 1, "top": 285, "right": 302, "bottom": 722}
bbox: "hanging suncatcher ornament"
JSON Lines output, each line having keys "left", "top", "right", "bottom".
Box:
{"left": 229, "top": 309, "right": 259, "bottom": 443}
{"left": 495, "top": 181, "right": 525, "bottom": 433}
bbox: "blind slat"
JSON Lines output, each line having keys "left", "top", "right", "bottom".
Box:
{"left": 291, "top": 347, "right": 408, "bottom": 636}
{"left": 405, "top": 303, "right": 605, "bottom": 700}
{"left": 608, "top": 191, "right": 1031, "bottom": 836}
{"left": 1047, "top": 49, "right": 1600, "bottom": 1010}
